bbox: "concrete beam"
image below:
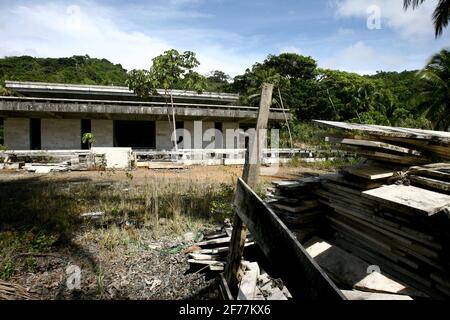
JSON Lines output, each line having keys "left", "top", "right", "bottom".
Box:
{"left": 0, "top": 97, "right": 287, "bottom": 122}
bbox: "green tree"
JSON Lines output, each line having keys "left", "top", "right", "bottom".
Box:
{"left": 81, "top": 133, "right": 95, "bottom": 149}
{"left": 126, "top": 49, "right": 206, "bottom": 150}
{"left": 417, "top": 49, "right": 450, "bottom": 130}
{"left": 404, "top": 0, "right": 450, "bottom": 37}
{"left": 205, "top": 70, "right": 231, "bottom": 92}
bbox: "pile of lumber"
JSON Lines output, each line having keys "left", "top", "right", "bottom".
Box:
{"left": 265, "top": 121, "right": 450, "bottom": 299}
{"left": 0, "top": 150, "right": 105, "bottom": 172}
{"left": 318, "top": 122, "right": 450, "bottom": 298}
{"left": 316, "top": 120, "right": 450, "bottom": 163}
{"left": 186, "top": 227, "right": 254, "bottom": 272}
{"left": 265, "top": 177, "right": 326, "bottom": 243}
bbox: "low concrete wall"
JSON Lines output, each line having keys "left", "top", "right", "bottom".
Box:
{"left": 41, "top": 119, "right": 81, "bottom": 150}
{"left": 92, "top": 147, "right": 132, "bottom": 169}
{"left": 4, "top": 118, "right": 30, "bottom": 150}
{"left": 92, "top": 120, "right": 113, "bottom": 147}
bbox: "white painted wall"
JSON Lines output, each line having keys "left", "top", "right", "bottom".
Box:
{"left": 41, "top": 119, "right": 80, "bottom": 150}
{"left": 93, "top": 147, "right": 132, "bottom": 169}
{"left": 92, "top": 120, "right": 113, "bottom": 147}
{"left": 4, "top": 118, "right": 30, "bottom": 150}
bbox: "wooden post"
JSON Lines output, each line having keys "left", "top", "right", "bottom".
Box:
{"left": 224, "top": 83, "right": 274, "bottom": 296}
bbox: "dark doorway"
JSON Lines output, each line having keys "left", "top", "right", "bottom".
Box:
{"left": 214, "top": 122, "right": 223, "bottom": 148}
{"left": 113, "top": 120, "right": 155, "bottom": 149}
{"left": 81, "top": 119, "right": 92, "bottom": 150}
{"left": 176, "top": 121, "right": 184, "bottom": 145}
{"left": 239, "top": 123, "right": 254, "bottom": 149}
{"left": 30, "top": 118, "right": 41, "bottom": 150}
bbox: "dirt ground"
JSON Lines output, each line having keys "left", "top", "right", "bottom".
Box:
{"left": 0, "top": 164, "right": 334, "bottom": 300}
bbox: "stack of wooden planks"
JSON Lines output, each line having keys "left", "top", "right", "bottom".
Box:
{"left": 266, "top": 176, "right": 325, "bottom": 243}
{"left": 315, "top": 120, "right": 450, "bottom": 163}
{"left": 264, "top": 121, "right": 450, "bottom": 299}
{"left": 186, "top": 228, "right": 254, "bottom": 272}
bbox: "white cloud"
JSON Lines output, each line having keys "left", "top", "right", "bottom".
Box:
{"left": 0, "top": 1, "right": 257, "bottom": 76}
{"left": 335, "top": 0, "right": 437, "bottom": 38}
{"left": 278, "top": 46, "right": 303, "bottom": 55}
{"left": 321, "top": 41, "right": 404, "bottom": 74}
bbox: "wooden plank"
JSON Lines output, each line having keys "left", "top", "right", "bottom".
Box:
{"left": 341, "top": 290, "right": 412, "bottom": 300}
{"left": 188, "top": 253, "right": 220, "bottom": 260}
{"left": 237, "top": 263, "right": 259, "bottom": 300}
{"left": 362, "top": 185, "right": 450, "bottom": 216}
{"left": 225, "top": 83, "right": 274, "bottom": 295}
{"left": 341, "top": 163, "right": 401, "bottom": 180}
{"left": 314, "top": 120, "right": 450, "bottom": 143}
{"left": 341, "top": 147, "right": 428, "bottom": 165}
{"left": 219, "top": 273, "right": 234, "bottom": 300}
{"left": 188, "top": 259, "right": 225, "bottom": 266}
{"left": 326, "top": 136, "right": 422, "bottom": 156}
{"left": 233, "top": 178, "right": 345, "bottom": 300}
{"left": 271, "top": 200, "right": 319, "bottom": 213}
{"left": 198, "top": 242, "right": 255, "bottom": 254}
{"left": 409, "top": 175, "right": 450, "bottom": 193}
{"left": 304, "top": 237, "right": 419, "bottom": 296}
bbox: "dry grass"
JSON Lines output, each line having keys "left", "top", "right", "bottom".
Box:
{"left": 0, "top": 172, "right": 235, "bottom": 282}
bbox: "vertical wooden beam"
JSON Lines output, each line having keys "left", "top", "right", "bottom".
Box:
{"left": 224, "top": 83, "right": 274, "bottom": 296}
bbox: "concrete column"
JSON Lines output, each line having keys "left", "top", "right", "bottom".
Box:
{"left": 92, "top": 120, "right": 113, "bottom": 147}
{"left": 182, "top": 121, "right": 194, "bottom": 149}
{"left": 41, "top": 119, "right": 81, "bottom": 150}
{"left": 202, "top": 121, "right": 215, "bottom": 149}
{"left": 156, "top": 120, "right": 173, "bottom": 150}
{"left": 4, "top": 118, "right": 30, "bottom": 150}
{"left": 223, "top": 122, "right": 240, "bottom": 149}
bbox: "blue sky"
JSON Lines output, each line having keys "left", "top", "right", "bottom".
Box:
{"left": 0, "top": 0, "right": 449, "bottom": 76}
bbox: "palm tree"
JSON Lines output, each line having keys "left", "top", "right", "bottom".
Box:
{"left": 404, "top": 0, "right": 450, "bottom": 37}
{"left": 418, "top": 49, "right": 450, "bottom": 130}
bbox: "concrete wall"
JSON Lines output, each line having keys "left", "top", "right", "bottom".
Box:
{"left": 223, "top": 122, "right": 240, "bottom": 149}
{"left": 202, "top": 122, "right": 215, "bottom": 149}
{"left": 156, "top": 121, "right": 173, "bottom": 150}
{"left": 92, "top": 120, "right": 113, "bottom": 147}
{"left": 41, "top": 119, "right": 81, "bottom": 150}
{"left": 182, "top": 121, "right": 194, "bottom": 149}
{"left": 4, "top": 118, "right": 30, "bottom": 149}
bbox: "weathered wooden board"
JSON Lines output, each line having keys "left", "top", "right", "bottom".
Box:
{"left": 234, "top": 178, "right": 345, "bottom": 300}
{"left": 409, "top": 175, "right": 450, "bottom": 193}
{"left": 341, "top": 290, "right": 412, "bottom": 300}
{"left": 341, "top": 163, "right": 400, "bottom": 180}
{"left": 362, "top": 185, "right": 450, "bottom": 216}
{"left": 321, "top": 173, "right": 383, "bottom": 190}
{"left": 271, "top": 200, "right": 319, "bottom": 213}
{"left": 304, "top": 237, "right": 422, "bottom": 297}
{"left": 314, "top": 120, "right": 450, "bottom": 143}
{"left": 342, "top": 147, "right": 428, "bottom": 165}
{"left": 326, "top": 136, "right": 422, "bottom": 155}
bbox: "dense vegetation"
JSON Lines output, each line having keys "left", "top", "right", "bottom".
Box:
{"left": 0, "top": 48, "right": 449, "bottom": 149}
{"left": 0, "top": 55, "right": 128, "bottom": 87}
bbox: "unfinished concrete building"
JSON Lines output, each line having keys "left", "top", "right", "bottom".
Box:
{"left": 0, "top": 81, "right": 288, "bottom": 151}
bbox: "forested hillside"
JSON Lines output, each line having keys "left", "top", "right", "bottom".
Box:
{"left": 0, "top": 55, "right": 128, "bottom": 87}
